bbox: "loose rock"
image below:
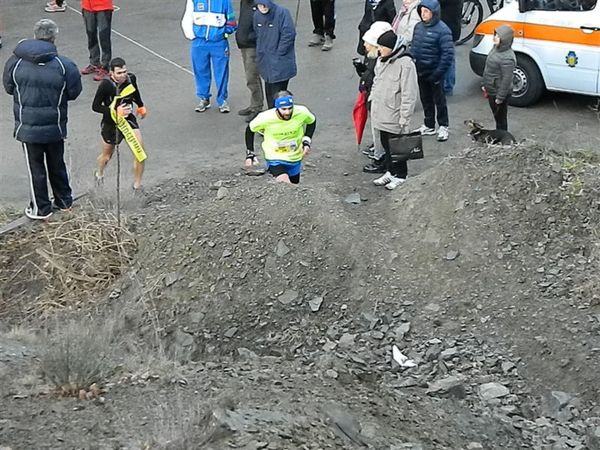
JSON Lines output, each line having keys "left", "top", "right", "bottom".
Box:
{"left": 278, "top": 290, "right": 298, "bottom": 305}
{"left": 478, "top": 382, "right": 510, "bottom": 401}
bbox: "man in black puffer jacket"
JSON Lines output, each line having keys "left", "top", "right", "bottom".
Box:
{"left": 411, "top": 0, "right": 453, "bottom": 142}
{"left": 236, "top": 0, "right": 264, "bottom": 121}
{"left": 3, "top": 19, "right": 82, "bottom": 220}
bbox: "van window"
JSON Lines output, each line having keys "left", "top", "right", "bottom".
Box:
{"left": 529, "top": 0, "right": 596, "bottom": 10}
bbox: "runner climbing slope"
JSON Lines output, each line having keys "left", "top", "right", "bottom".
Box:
{"left": 245, "top": 90, "right": 316, "bottom": 184}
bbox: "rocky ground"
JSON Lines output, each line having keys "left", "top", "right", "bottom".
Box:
{"left": 1, "top": 142, "right": 600, "bottom": 449}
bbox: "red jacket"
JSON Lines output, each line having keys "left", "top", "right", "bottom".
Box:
{"left": 81, "top": 0, "right": 113, "bottom": 12}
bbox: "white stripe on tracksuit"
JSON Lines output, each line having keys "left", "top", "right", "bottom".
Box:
{"left": 22, "top": 142, "right": 40, "bottom": 216}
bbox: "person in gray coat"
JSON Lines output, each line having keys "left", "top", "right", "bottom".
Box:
{"left": 370, "top": 30, "right": 419, "bottom": 190}
{"left": 482, "top": 24, "right": 515, "bottom": 131}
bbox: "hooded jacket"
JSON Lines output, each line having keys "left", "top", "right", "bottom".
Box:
{"left": 236, "top": 0, "right": 257, "bottom": 49}
{"left": 371, "top": 46, "right": 419, "bottom": 134}
{"left": 3, "top": 39, "right": 82, "bottom": 144}
{"left": 357, "top": 0, "right": 397, "bottom": 55}
{"left": 81, "top": 0, "right": 113, "bottom": 12}
{"left": 253, "top": 0, "right": 297, "bottom": 83}
{"left": 181, "top": 0, "right": 237, "bottom": 42}
{"left": 482, "top": 25, "right": 516, "bottom": 103}
{"left": 410, "top": 0, "right": 454, "bottom": 81}
{"left": 393, "top": 0, "right": 421, "bottom": 46}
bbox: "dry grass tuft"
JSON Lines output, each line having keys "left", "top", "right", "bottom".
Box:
{"left": 39, "top": 319, "right": 118, "bottom": 394}
{"left": 142, "top": 398, "right": 235, "bottom": 450}
{"left": 0, "top": 209, "right": 136, "bottom": 320}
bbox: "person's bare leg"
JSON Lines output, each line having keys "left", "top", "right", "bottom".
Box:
{"left": 132, "top": 129, "right": 145, "bottom": 188}
{"left": 275, "top": 173, "right": 291, "bottom": 184}
{"left": 96, "top": 140, "right": 114, "bottom": 177}
{"left": 244, "top": 155, "right": 260, "bottom": 167}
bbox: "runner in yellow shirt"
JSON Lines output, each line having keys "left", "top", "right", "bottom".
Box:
{"left": 245, "top": 90, "right": 316, "bottom": 184}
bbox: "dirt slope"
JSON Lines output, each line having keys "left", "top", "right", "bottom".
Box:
{"left": 1, "top": 144, "right": 600, "bottom": 449}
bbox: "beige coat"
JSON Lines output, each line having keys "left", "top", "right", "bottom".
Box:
{"left": 370, "top": 50, "right": 419, "bottom": 134}
{"left": 393, "top": 1, "right": 421, "bottom": 45}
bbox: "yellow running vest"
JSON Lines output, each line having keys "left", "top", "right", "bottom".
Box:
{"left": 249, "top": 105, "right": 316, "bottom": 163}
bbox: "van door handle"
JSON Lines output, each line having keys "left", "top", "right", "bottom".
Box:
{"left": 580, "top": 25, "right": 600, "bottom": 33}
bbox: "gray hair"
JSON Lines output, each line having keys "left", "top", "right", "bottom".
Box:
{"left": 34, "top": 19, "right": 59, "bottom": 43}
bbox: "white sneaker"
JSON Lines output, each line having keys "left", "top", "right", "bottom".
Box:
{"left": 194, "top": 99, "right": 210, "bottom": 113}
{"left": 321, "top": 36, "right": 334, "bottom": 51}
{"left": 308, "top": 33, "right": 325, "bottom": 47}
{"left": 25, "top": 206, "right": 52, "bottom": 220}
{"left": 437, "top": 126, "right": 449, "bottom": 141}
{"left": 415, "top": 124, "right": 437, "bottom": 135}
{"left": 219, "top": 101, "right": 230, "bottom": 113}
{"left": 94, "top": 170, "right": 104, "bottom": 186}
{"left": 385, "top": 176, "right": 406, "bottom": 190}
{"left": 373, "top": 171, "right": 393, "bottom": 186}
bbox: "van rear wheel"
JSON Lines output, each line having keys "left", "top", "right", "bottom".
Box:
{"left": 510, "top": 55, "right": 545, "bottom": 107}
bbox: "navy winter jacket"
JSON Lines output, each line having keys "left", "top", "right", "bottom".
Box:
{"left": 411, "top": 0, "right": 454, "bottom": 82}
{"left": 253, "top": 0, "right": 297, "bottom": 83}
{"left": 3, "top": 39, "right": 82, "bottom": 144}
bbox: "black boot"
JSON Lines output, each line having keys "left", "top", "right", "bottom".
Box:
{"left": 363, "top": 158, "right": 385, "bottom": 174}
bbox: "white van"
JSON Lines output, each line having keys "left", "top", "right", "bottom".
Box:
{"left": 469, "top": 0, "right": 600, "bottom": 106}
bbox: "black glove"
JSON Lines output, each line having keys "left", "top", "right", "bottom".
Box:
{"left": 352, "top": 58, "right": 368, "bottom": 77}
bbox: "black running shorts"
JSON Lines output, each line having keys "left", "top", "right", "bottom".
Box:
{"left": 101, "top": 117, "right": 139, "bottom": 145}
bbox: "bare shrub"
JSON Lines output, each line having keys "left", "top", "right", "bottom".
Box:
{"left": 142, "top": 397, "right": 234, "bottom": 450}
{"left": 39, "top": 319, "right": 118, "bottom": 394}
{"left": 0, "top": 208, "right": 136, "bottom": 320}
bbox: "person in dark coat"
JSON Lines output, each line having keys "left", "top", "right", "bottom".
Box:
{"left": 308, "top": 0, "right": 336, "bottom": 51}
{"left": 236, "top": 0, "right": 264, "bottom": 121}
{"left": 440, "top": 0, "right": 462, "bottom": 41}
{"left": 411, "top": 0, "right": 454, "bottom": 141}
{"left": 3, "top": 19, "right": 82, "bottom": 220}
{"left": 357, "top": 0, "right": 397, "bottom": 55}
{"left": 253, "top": 0, "right": 297, "bottom": 107}
{"left": 440, "top": 0, "right": 462, "bottom": 94}
{"left": 482, "top": 25, "right": 515, "bottom": 131}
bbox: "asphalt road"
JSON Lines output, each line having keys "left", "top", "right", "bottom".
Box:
{"left": 1, "top": 0, "right": 599, "bottom": 207}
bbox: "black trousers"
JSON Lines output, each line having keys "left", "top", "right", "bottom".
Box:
{"left": 22, "top": 141, "right": 73, "bottom": 216}
{"left": 264, "top": 79, "right": 289, "bottom": 108}
{"left": 488, "top": 95, "right": 509, "bottom": 131}
{"left": 418, "top": 76, "right": 449, "bottom": 128}
{"left": 310, "top": 0, "right": 336, "bottom": 38}
{"left": 380, "top": 130, "right": 408, "bottom": 179}
{"left": 82, "top": 9, "right": 112, "bottom": 69}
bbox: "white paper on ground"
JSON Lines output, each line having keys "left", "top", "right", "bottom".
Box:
{"left": 392, "top": 345, "right": 417, "bottom": 368}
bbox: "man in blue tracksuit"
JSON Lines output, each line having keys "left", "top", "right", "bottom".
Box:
{"left": 181, "top": 0, "right": 237, "bottom": 113}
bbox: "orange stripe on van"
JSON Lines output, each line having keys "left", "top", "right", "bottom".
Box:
{"left": 475, "top": 19, "right": 600, "bottom": 46}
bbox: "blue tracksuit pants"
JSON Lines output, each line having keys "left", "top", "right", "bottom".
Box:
{"left": 191, "top": 38, "right": 230, "bottom": 106}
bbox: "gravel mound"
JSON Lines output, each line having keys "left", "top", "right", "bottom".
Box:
{"left": 2, "top": 143, "right": 600, "bottom": 449}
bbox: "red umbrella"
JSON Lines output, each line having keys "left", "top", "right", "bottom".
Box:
{"left": 352, "top": 90, "right": 368, "bottom": 147}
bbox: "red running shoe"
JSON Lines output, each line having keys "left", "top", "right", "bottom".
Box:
{"left": 80, "top": 64, "right": 99, "bottom": 75}
{"left": 93, "top": 67, "right": 109, "bottom": 81}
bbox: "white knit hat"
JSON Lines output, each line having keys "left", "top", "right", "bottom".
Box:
{"left": 362, "top": 21, "right": 393, "bottom": 46}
